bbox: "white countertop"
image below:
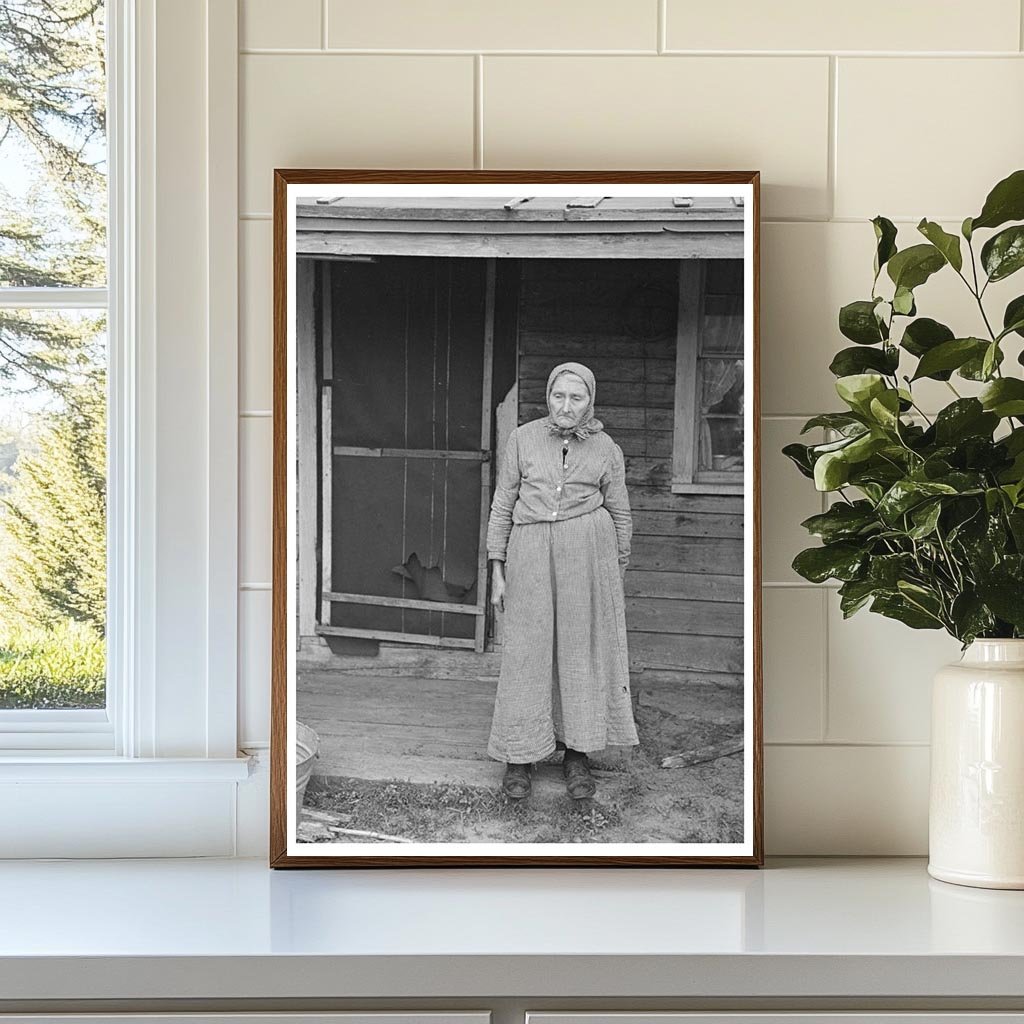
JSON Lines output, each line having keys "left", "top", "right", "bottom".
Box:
{"left": 1, "top": 857, "right": 1023, "bottom": 1001}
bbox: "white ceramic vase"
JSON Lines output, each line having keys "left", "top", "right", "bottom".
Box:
{"left": 929, "top": 639, "right": 1024, "bottom": 889}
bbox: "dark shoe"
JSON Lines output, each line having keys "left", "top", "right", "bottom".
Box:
{"left": 562, "top": 751, "right": 596, "bottom": 799}
{"left": 502, "top": 762, "right": 532, "bottom": 799}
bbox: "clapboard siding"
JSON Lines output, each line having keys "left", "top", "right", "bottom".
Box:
{"left": 520, "top": 354, "right": 676, "bottom": 384}
{"left": 625, "top": 569, "right": 743, "bottom": 602}
{"left": 626, "top": 596, "right": 743, "bottom": 637}
{"left": 515, "top": 258, "right": 745, "bottom": 676}
{"left": 632, "top": 509, "right": 744, "bottom": 538}
{"left": 629, "top": 632, "right": 745, "bottom": 675}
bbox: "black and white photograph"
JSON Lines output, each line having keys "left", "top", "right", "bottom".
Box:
{"left": 272, "top": 172, "right": 762, "bottom": 866}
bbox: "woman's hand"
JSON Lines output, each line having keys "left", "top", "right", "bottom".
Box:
{"left": 491, "top": 562, "right": 506, "bottom": 614}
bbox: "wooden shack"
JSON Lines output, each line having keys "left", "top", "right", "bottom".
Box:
{"left": 293, "top": 197, "right": 748, "bottom": 786}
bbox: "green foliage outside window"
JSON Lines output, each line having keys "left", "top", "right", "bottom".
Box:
{"left": 0, "top": 1, "right": 107, "bottom": 708}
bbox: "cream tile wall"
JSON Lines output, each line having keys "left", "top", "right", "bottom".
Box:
{"left": 236, "top": 0, "right": 1024, "bottom": 854}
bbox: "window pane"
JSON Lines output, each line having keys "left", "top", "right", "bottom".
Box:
{"left": 699, "top": 416, "right": 743, "bottom": 472}
{"left": 700, "top": 357, "right": 743, "bottom": 415}
{"left": 702, "top": 293, "right": 743, "bottom": 354}
{"left": 697, "top": 357, "right": 743, "bottom": 473}
{"left": 0, "top": 309, "right": 106, "bottom": 709}
{"left": 0, "top": 1, "right": 107, "bottom": 288}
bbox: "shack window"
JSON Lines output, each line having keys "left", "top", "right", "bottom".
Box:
{"left": 671, "top": 259, "right": 745, "bottom": 495}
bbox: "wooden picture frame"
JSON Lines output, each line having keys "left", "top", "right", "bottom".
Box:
{"left": 271, "top": 170, "right": 763, "bottom": 867}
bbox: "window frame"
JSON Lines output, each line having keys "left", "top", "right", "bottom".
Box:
{"left": 671, "top": 259, "right": 745, "bottom": 496}
{"left": 0, "top": 0, "right": 247, "bottom": 823}
{"left": 0, "top": 7, "right": 117, "bottom": 750}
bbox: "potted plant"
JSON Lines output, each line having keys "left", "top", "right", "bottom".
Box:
{"left": 784, "top": 169, "right": 1024, "bottom": 889}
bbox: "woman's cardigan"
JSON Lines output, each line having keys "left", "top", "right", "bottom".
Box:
{"left": 485, "top": 417, "right": 633, "bottom": 568}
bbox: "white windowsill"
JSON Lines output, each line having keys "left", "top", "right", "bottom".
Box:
{"left": 0, "top": 754, "right": 252, "bottom": 781}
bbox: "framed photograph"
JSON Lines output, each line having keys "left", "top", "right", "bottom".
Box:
{"left": 270, "top": 170, "right": 763, "bottom": 867}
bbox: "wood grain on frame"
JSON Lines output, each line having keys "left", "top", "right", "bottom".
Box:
{"left": 271, "top": 169, "right": 762, "bottom": 869}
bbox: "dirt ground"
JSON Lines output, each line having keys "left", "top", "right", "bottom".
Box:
{"left": 302, "top": 678, "right": 745, "bottom": 845}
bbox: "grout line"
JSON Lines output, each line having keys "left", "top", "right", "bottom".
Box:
{"left": 762, "top": 581, "right": 840, "bottom": 589}
{"left": 474, "top": 55, "right": 484, "bottom": 169}
{"left": 820, "top": 587, "right": 830, "bottom": 743}
{"left": 240, "top": 583, "right": 272, "bottom": 591}
{"left": 657, "top": 0, "right": 666, "bottom": 54}
{"left": 321, "top": 0, "right": 328, "bottom": 50}
{"left": 237, "top": 47, "right": 1024, "bottom": 57}
{"left": 766, "top": 740, "right": 931, "bottom": 748}
{"left": 827, "top": 56, "right": 838, "bottom": 221}
{"left": 240, "top": 410, "right": 272, "bottom": 417}
{"left": 240, "top": 47, "right": 660, "bottom": 56}
{"left": 240, "top": 213, "right": 272, "bottom": 221}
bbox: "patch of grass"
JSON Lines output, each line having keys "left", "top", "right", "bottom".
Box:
{"left": 0, "top": 621, "right": 105, "bottom": 709}
{"left": 305, "top": 775, "right": 622, "bottom": 844}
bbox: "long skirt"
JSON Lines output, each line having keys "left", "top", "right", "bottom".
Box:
{"left": 487, "top": 505, "right": 639, "bottom": 763}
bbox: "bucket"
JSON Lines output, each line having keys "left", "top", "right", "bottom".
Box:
{"left": 295, "top": 721, "right": 320, "bottom": 809}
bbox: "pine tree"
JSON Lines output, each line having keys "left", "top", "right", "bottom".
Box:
{"left": 0, "top": 0, "right": 106, "bottom": 393}
{"left": 0, "top": 372, "right": 105, "bottom": 632}
{"left": 0, "top": 2, "right": 107, "bottom": 641}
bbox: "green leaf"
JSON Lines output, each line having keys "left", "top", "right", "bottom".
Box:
{"left": 950, "top": 593, "right": 996, "bottom": 644}
{"left": 872, "top": 216, "right": 898, "bottom": 277}
{"left": 877, "top": 479, "right": 958, "bottom": 524}
{"left": 871, "top": 594, "right": 943, "bottom": 630}
{"left": 911, "top": 338, "right": 987, "bottom": 381}
{"left": 835, "top": 373, "right": 886, "bottom": 413}
{"left": 917, "top": 219, "right": 963, "bottom": 272}
{"left": 800, "top": 412, "right": 866, "bottom": 435}
{"left": 982, "top": 341, "right": 1000, "bottom": 381}
{"left": 886, "top": 244, "right": 946, "bottom": 291}
{"left": 1003, "top": 295, "right": 1024, "bottom": 340}
{"left": 868, "top": 552, "right": 915, "bottom": 587}
{"left": 934, "top": 399, "right": 999, "bottom": 444}
{"left": 868, "top": 389, "right": 902, "bottom": 430}
{"left": 814, "top": 451, "right": 850, "bottom": 491}
{"left": 979, "top": 377, "right": 1024, "bottom": 418}
{"left": 838, "top": 578, "right": 881, "bottom": 618}
{"left": 782, "top": 442, "right": 815, "bottom": 479}
{"left": 800, "top": 501, "right": 879, "bottom": 543}
{"left": 900, "top": 319, "right": 955, "bottom": 375}
{"left": 892, "top": 286, "right": 916, "bottom": 316}
{"left": 971, "top": 169, "right": 1024, "bottom": 232}
{"left": 962, "top": 216, "right": 974, "bottom": 241}
{"left": 981, "top": 225, "right": 1024, "bottom": 282}
{"left": 976, "top": 573, "right": 1024, "bottom": 629}
{"left": 829, "top": 345, "right": 899, "bottom": 378}
{"left": 960, "top": 344, "right": 1004, "bottom": 381}
{"left": 792, "top": 543, "right": 866, "bottom": 584}
{"left": 839, "top": 300, "right": 886, "bottom": 345}
{"left": 908, "top": 500, "right": 942, "bottom": 539}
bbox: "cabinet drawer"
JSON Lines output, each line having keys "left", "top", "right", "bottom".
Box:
{"left": 0, "top": 1016, "right": 490, "bottom": 1024}
{"left": 529, "top": 1016, "right": 1024, "bottom": 1024}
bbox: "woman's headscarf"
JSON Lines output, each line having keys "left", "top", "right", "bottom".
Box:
{"left": 545, "top": 361, "right": 604, "bottom": 441}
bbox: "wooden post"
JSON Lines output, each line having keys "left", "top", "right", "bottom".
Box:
{"left": 475, "top": 259, "right": 497, "bottom": 653}
{"left": 296, "top": 259, "right": 317, "bottom": 637}
{"left": 672, "top": 260, "right": 705, "bottom": 487}
{"left": 320, "top": 261, "right": 334, "bottom": 628}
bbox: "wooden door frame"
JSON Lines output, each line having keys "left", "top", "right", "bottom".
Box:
{"left": 313, "top": 257, "right": 497, "bottom": 653}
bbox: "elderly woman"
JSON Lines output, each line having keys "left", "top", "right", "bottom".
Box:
{"left": 485, "top": 361, "right": 639, "bottom": 801}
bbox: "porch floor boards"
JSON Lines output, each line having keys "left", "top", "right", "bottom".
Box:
{"left": 296, "top": 671, "right": 625, "bottom": 796}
